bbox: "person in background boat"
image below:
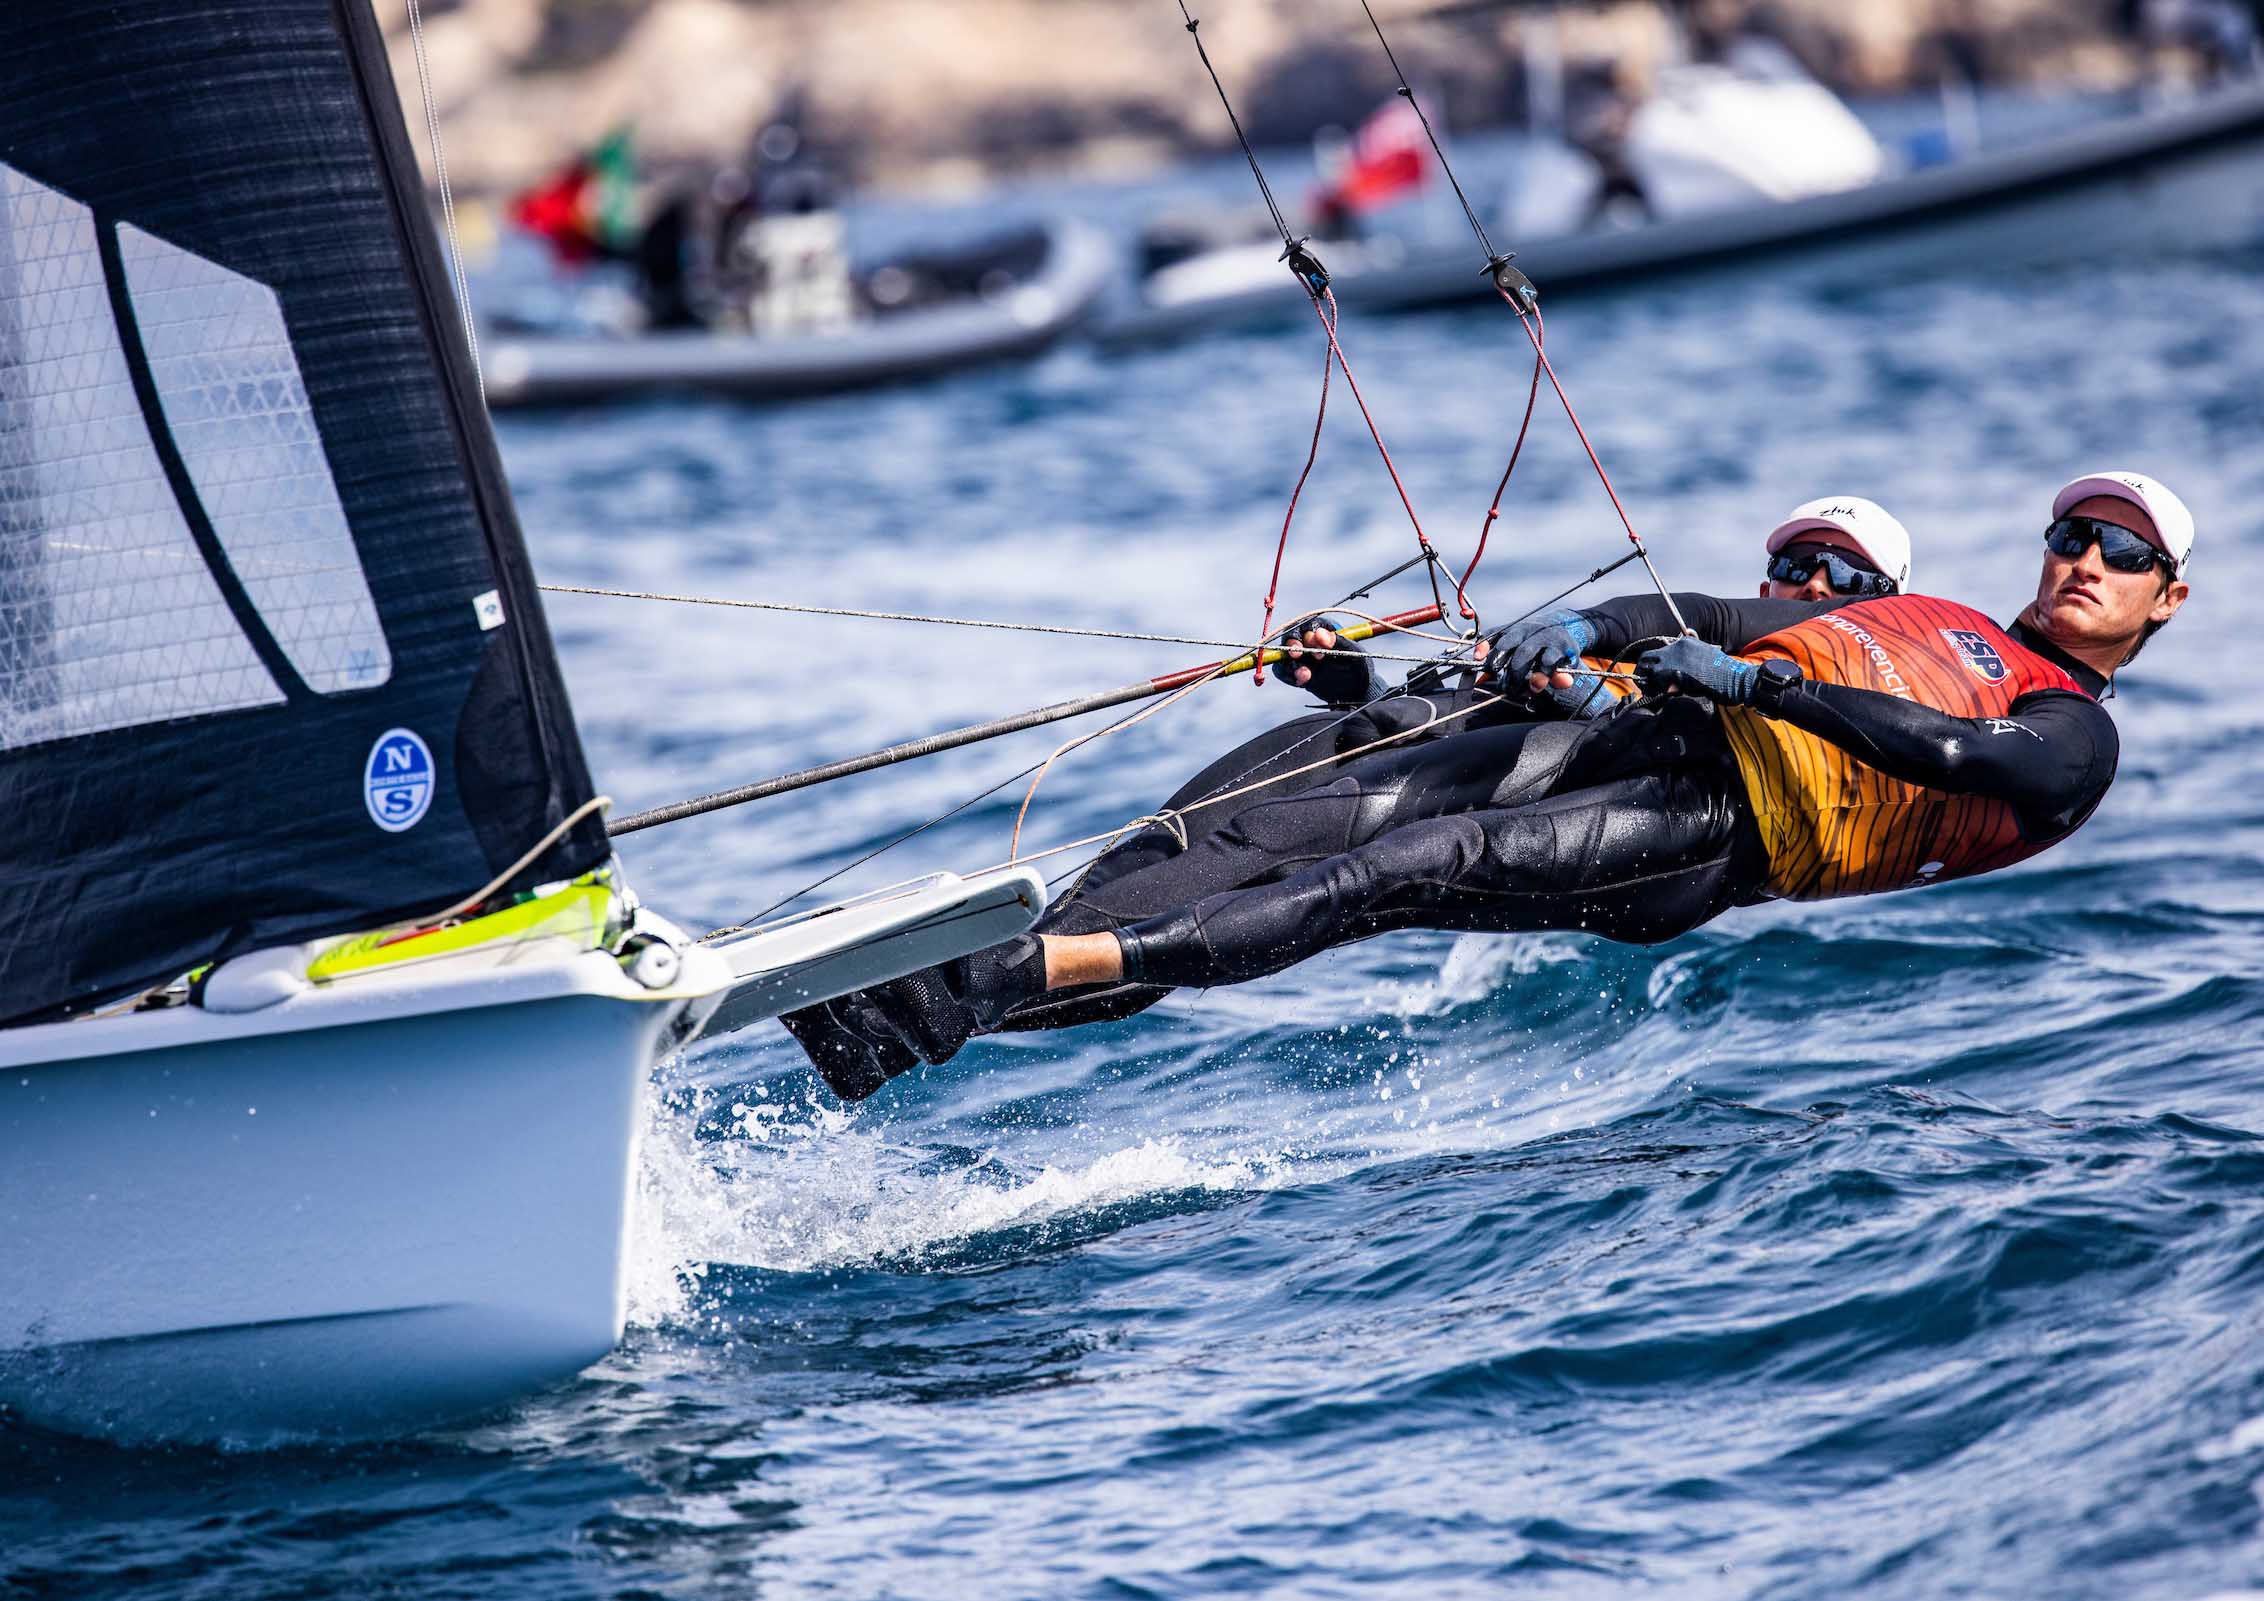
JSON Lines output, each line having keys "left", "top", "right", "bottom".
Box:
{"left": 1564, "top": 58, "right": 1652, "bottom": 226}
{"left": 510, "top": 102, "right": 851, "bottom": 334}
{"left": 713, "top": 106, "right": 858, "bottom": 336}
{"left": 783, "top": 472, "right": 2188, "bottom": 1100}
{"left": 634, "top": 187, "right": 705, "bottom": 330}
{"left": 2122, "top": 0, "right": 2264, "bottom": 87}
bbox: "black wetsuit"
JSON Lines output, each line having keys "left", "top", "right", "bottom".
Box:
{"left": 1006, "top": 592, "right": 2116, "bottom": 1025}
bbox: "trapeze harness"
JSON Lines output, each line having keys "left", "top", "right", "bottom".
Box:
{"left": 1717, "top": 595, "right": 2092, "bottom": 900}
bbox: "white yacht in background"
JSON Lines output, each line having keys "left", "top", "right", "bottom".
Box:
{"left": 1106, "top": 39, "right": 2264, "bottom": 344}
{"left": 0, "top": 0, "right": 1041, "bottom": 1446}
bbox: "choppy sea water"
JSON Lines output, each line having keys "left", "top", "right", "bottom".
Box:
{"left": 8, "top": 187, "right": 2264, "bottom": 1596}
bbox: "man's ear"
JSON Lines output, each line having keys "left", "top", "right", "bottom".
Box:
{"left": 2153, "top": 578, "right": 2190, "bottom": 625}
{"left": 1757, "top": 582, "right": 1771, "bottom": 598}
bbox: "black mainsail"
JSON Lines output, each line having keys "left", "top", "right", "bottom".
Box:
{"left": 0, "top": 1, "right": 607, "bottom": 1022}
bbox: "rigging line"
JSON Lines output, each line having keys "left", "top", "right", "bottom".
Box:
{"left": 706, "top": 561, "right": 1456, "bottom": 935}
{"left": 1031, "top": 547, "right": 1654, "bottom": 892}
{"left": 612, "top": 604, "right": 1450, "bottom": 837}
{"left": 707, "top": 544, "right": 1654, "bottom": 946}
{"left": 1004, "top": 599, "right": 1418, "bottom": 859}
{"left": 1168, "top": 5, "right": 1473, "bottom": 628}
{"left": 1462, "top": 320, "right": 1544, "bottom": 603}
{"left": 984, "top": 686, "right": 1514, "bottom": 881}
{"left": 404, "top": 0, "right": 485, "bottom": 402}
{"left": 1174, "top": 0, "right": 1296, "bottom": 248}
{"left": 1353, "top": 0, "right": 1499, "bottom": 263}
{"left": 718, "top": 679, "right": 1514, "bottom": 950}
{"left": 540, "top": 582, "right": 1457, "bottom": 663}
{"left": 1000, "top": 634, "right": 1668, "bottom": 889}
{"left": 432, "top": 794, "right": 612, "bottom": 924}
{"left": 1089, "top": 555, "right": 1481, "bottom": 818}
{"left": 711, "top": 600, "right": 1413, "bottom": 939}
{"left": 1000, "top": 552, "right": 1660, "bottom": 907}
{"left": 707, "top": 757, "right": 1045, "bottom": 938}
{"left": 1303, "top": 285, "right": 1473, "bottom": 618}
{"left": 1256, "top": 295, "right": 1337, "bottom": 681}
{"left": 1511, "top": 302, "right": 1692, "bottom": 636}
{"left": 1351, "top": 2, "right": 1690, "bottom": 638}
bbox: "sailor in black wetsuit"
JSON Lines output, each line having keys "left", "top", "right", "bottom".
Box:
{"left": 785, "top": 473, "right": 2191, "bottom": 1101}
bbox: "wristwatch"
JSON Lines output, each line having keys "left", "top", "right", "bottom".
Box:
{"left": 1751, "top": 657, "right": 1803, "bottom": 717}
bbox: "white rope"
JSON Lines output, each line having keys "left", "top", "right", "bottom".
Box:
{"left": 1004, "top": 603, "right": 1428, "bottom": 855}
{"left": 708, "top": 687, "right": 1524, "bottom": 945}
{"left": 405, "top": 0, "right": 485, "bottom": 402}
{"left": 992, "top": 691, "right": 1509, "bottom": 876}
{"left": 538, "top": 582, "right": 1457, "bottom": 665}
{"left": 427, "top": 794, "right": 614, "bottom": 925}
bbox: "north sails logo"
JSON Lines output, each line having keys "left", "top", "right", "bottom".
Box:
{"left": 365, "top": 728, "right": 435, "bottom": 832}
{"left": 1941, "top": 628, "right": 2008, "bottom": 683}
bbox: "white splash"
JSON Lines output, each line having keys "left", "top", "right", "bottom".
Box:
{"left": 1374, "top": 932, "right": 1586, "bottom": 1018}
{"left": 623, "top": 1081, "right": 1282, "bottom": 1327}
{"left": 2197, "top": 1413, "right": 2264, "bottom": 1463}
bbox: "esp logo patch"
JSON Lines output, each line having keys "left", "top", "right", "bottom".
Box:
{"left": 1940, "top": 628, "right": 2007, "bottom": 684}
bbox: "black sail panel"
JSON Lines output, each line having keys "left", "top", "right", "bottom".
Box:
{"left": 0, "top": 1, "right": 608, "bottom": 1022}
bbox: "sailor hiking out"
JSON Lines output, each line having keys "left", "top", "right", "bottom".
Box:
{"left": 784, "top": 472, "right": 2191, "bottom": 1099}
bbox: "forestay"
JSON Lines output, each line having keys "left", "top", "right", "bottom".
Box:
{"left": 0, "top": 0, "right": 604, "bottom": 1022}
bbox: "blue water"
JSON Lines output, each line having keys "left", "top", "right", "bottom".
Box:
{"left": 8, "top": 191, "right": 2264, "bottom": 1595}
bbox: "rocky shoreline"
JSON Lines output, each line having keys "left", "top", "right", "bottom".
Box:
{"left": 387, "top": 0, "right": 2159, "bottom": 196}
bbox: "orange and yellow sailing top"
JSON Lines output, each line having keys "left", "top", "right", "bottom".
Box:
{"left": 1714, "top": 596, "right": 2089, "bottom": 901}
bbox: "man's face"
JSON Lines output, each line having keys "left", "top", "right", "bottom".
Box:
{"left": 1761, "top": 534, "right": 1884, "bottom": 601}
{"left": 2030, "top": 493, "right": 2189, "bottom": 654}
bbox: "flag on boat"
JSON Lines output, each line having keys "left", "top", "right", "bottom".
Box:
{"left": 1316, "top": 96, "right": 1433, "bottom": 218}
{"left": 511, "top": 127, "right": 640, "bottom": 264}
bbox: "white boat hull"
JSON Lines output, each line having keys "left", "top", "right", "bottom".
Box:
{"left": 0, "top": 870, "right": 1046, "bottom": 1445}
{"left": 0, "top": 949, "right": 721, "bottom": 1444}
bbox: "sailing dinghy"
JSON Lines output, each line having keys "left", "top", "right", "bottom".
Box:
{"left": 0, "top": 0, "right": 1041, "bottom": 1445}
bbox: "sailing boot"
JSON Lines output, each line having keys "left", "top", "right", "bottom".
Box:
{"left": 779, "top": 995, "right": 918, "bottom": 1102}
{"left": 859, "top": 933, "right": 1049, "bottom": 1064}
{"left": 784, "top": 935, "right": 1050, "bottom": 1100}
{"left": 955, "top": 932, "right": 1050, "bottom": 1029}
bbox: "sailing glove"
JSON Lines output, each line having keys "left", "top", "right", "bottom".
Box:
{"left": 1634, "top": 636, "right": 1760, "bottom": 705}
{"left": 1269, "top": 617, "right": 1378, "bottom": 707}
{"left": 1478, "top": 606, "right": 1608, "bottom": 716}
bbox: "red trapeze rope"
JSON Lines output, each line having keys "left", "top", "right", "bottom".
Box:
{"left": 1459, "top": 311, "right": 1546, "bottom": 617}
{"left": 1255, "top": 296, "right": 1335, "bottom": 682}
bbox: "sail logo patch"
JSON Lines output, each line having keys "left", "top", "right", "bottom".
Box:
{"left": 1940, "top": 628, "right": 2008, "bottom": 683}
{"left": 365, "top": 728, "right": 435, "bottom": 832}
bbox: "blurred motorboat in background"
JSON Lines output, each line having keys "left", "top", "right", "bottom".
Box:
{"left": 484, "top": 122, "right": 1112, "bottom": 407}
{"left": 1101, "top": 46, "right": 2264, "bottom": 347}
{"left": 484, "top": 216, "right": 1113, "bottom": 406}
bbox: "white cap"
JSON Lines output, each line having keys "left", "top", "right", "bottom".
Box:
{"left": 1766, "top": 495, "right": 1913, "bottom": 591}
{"left": 2052, "top": 470, "right": 2194, "bottom": 575}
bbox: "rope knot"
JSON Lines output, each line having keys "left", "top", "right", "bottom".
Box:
{"left": 1142, "top": 810, "right": 1192, "bottom": 854}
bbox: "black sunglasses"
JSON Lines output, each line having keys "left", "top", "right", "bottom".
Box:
{"left": 1766, "top": 547, "right": 1897, "bottom": 599}
{"left": 2045, "top": 516, "right": 2175, "bottom": 577}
